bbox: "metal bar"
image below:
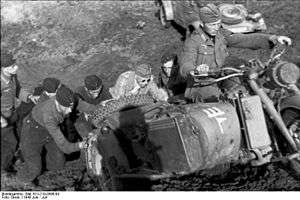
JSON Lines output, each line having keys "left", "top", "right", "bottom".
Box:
{"left": 116, "top": 173, "right": 174, "bottom": 181}
{"left": 173, "top": 117, "right": 192, "bottom": 168}
{"left": 235, "top": 93, "right": 252, "bottom": 149}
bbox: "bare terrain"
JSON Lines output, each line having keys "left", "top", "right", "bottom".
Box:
{"left": 1, "top": 0, "right": 300, "bottom": 191}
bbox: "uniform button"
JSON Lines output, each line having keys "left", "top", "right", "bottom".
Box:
{"left": 204, "top": 52, "right": 207, "bottom": 55}
{"left": 35, "top": 126, "right": 39, "bottom": 128}
{"left": 27, "top": 120, "right": 30, "bottom": 123}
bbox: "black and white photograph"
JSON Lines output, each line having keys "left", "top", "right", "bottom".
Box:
{"left": 1, "top": 0, "right": 300, "bottom": 194}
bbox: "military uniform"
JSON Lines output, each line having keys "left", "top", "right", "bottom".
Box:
{"left": 15, "top": 86, "right": 44, "bottom": 140}
{"left": 109, "top": 71, "right": 168, "bottom": 101}
{"left": 18, "top": 98, "right": 81, "bottom": 182}
{"left": 179, "top": 28, "right": 273, "bottom": 102}
{"left": 72, "top": 85, "right": 112, "bottom": 138}
{"left": 1, "top": 74, "right": 31, "bottom": 170}
{"left": 75, "top": 85, "right": 112, "bottom": 105}
{"left": 158, "top": 64, "right": 186, "bottom": 97}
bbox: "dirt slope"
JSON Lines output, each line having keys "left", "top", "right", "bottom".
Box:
{"left": 1, "top": 1, "right": 300, "bottom": 191}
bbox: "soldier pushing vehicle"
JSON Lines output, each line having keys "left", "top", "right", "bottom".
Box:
{"left": 17, "top": 85, "right": 89, "bottom": 187}
{"left": 1, "top": 49, "right": 39, "bottom": 174}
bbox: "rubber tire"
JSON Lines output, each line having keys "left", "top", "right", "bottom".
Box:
{"left": 281, "top": 108, "right": 300, "bottom": 179}
{"left": 96, "top": 159, "right": 124, "bottom": 191}
{"left": 219, "top": 4, "right": 247, "bottom": 25}
{"left": 91, "top": 94, "right": 154, "bottom": 128}
{"left": 282, "top": 108, "right": 300, "bottom": 151}
{"left": 96, "top": 168, "right": 123, "bottom": 191}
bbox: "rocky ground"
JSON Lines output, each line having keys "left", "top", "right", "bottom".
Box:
{"left": 1, "top": 0, "right": 300, "bottom": 191}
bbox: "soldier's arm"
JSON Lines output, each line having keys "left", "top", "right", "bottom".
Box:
{"left": 74, "top": 115, "right": 94, "bottom": 138}
{"left": 179, "top": 36, "right": 200, "bottom": 79}
{"left": 157, "top": 72, "right": 164, "bottom": 88}
{"left": 223, "top": 30, "right": 273, "bottom": 50}
{"left": 101, "top": 86, "right": 112, "bottom": 100}
{"left": 109, "top": 72, "right": 129, "bottom": 99}
{"left": 15, "top": 76, "right": 32, "bottom": 103}
{"left": 148, "top": 80, "right": 169, "bottom": 101}
{"left": 1, "top": 87, "right": 17, "bottom": 122}
{"left": 1, "top": 97, "right": 13, "bottom": 119}
{"left": 43, "top": 112, "right": 80, "bottom": 154}
{"left": 77, "top": 98, "right": 97, "bottom": 113}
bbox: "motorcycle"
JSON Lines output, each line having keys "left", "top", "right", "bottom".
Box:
{"left": 84, "top": 46, "right": 300, "bottom": 190}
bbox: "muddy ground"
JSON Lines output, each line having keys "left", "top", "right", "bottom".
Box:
{"left": 1, "top": 1, "right": 300, "bottom": 191}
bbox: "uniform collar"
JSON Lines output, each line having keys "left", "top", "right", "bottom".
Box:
{"left": 53, "top": 99, "right": 66, "bottom": 120}
{"left": 196, "top": 28, "right": 217, "bottom": 46}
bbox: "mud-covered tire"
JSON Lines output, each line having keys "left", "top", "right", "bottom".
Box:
{"left": 286, "top": 158, "right": 300, "bottom": 180}
{"left": 94, "top": 165, "right": 124, "bottom": 191}
{"left": 281, "top": 108, "right": 300, "bottom": 178}
{"left": 90, "top": 94, "right": 154, "bottom": 128}
{"left": 282, "top": 108, "right": 300, "bottom": 150}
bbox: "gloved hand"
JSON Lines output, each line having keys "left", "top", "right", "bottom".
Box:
{"left": 195, "top": 64, "right": 209, "bottom": 76}
{"left": 28, "top": 94, "right": 40, "bottom": 104}
{"left": 78, "top": 140, "right": 89, "bottom": 150}
{"left": 270, "top": 35, "right": 292, "bottom": 46}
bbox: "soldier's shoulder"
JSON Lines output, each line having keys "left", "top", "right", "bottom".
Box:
{"left": 39, "top": 98, "right": 55, "bottom": 111}
{"left": 219, "top": 28, "right": 234, "bottom": 37}
{"left": 188, "top": 32, "right": 207, "bottom": 44}
{"left": 118, "top": 70, "right": 135, "bottom": 81}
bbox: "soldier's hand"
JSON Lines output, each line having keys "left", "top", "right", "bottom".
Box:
{"left": 277, "top": 36, "right": 292, "bottom": 45}
{"left": 1, "top": 116, "right": 8, "bottom": 128}
{"left": 78, "top": 140, "right": 89, "bottom": 150}
{"left": 28, "top": 95, "right": 40, "bottom": 104}
{"left": 196, "top": 64, "right": 210, "bottom": 73}
{"left": 100, "top": 99, "right": 113, "bottom": 107}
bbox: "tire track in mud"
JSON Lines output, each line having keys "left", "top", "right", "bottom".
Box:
{"left": 1, "top": 157, "right": 299, "bottom": 191}
{"left": 151, "top": 164, "right": 300, "bottom": 191}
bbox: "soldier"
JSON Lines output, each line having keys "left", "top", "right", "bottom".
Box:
{"left": 16, "top": 78, "right": 61, "bottom": 139}
{"left": 75, "top": 75, "right": 112, "bottom": 105}
{"left": 179, "top": 4, "right": 292, "bottom": 102}
{"left": 38, "top": 77, "right": 61, "bottom": 103}
{"left": 17, "top": 85, "right": 88, "bottom": 185}
{"left": 72, "top": 75, "right": 112, "bottom": 138}
{"left": 109, "top": 63, "right": 169, "bottom": 101}
{"left": 158, "top": 51, "right": 186, "bottom": 98}
{"left": 1, "top": 49, "right": 39, "bottom": 173}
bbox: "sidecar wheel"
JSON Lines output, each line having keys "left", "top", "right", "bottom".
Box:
{"left": 281, "top": 108, "right": 300, "bottom": 178}
{"left": 96, "top": 158, "right": 124, "bottom": 191}
{"left": 282, "top": 109, "right": 300, "bottom": 150}
{"left": 287, "top": 158, "right": 300, "bottom": 180}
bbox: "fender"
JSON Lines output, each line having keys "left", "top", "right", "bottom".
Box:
{"left": 279, "top": 94, "right": 300, "bottom": 113}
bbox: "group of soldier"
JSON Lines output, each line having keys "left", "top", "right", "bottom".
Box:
{"left": 1, "top": 3, "right": 292, "bottom": 188}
